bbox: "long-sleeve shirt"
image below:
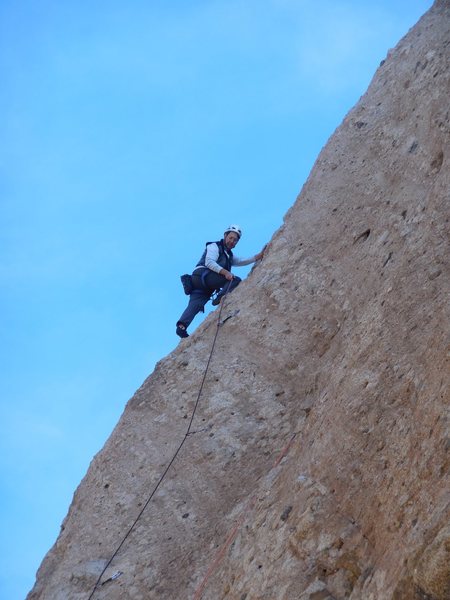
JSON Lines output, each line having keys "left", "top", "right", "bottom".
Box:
{"left": 204, "top": 242, "right": 258, "bottom": 274}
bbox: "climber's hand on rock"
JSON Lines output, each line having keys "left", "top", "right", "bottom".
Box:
{"left": 255, "top": 245, "right": 267, "bottom": 261}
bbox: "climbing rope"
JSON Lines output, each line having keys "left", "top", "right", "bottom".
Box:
{"left": 87, "top": 295, "right": 228, "bottom": 599}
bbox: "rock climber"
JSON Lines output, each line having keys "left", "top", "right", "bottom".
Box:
{"left": 176, "top": 225, "right": 265, "bottom": 338}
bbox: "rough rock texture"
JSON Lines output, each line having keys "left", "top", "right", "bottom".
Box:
{"left": 28, "top": 2, "right": 449, "bottom": 599}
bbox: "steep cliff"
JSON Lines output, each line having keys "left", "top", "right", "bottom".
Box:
{"left": 28, "top": 2, "right": 449, "bottom": 599}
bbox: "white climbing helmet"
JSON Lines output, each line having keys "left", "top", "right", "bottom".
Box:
{"left": 224, "top": 224, "right": 242, "bottom": 239}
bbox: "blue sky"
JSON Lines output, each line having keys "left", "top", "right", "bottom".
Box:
{"left": 0, "top": 1, "right": 433, "bottom": 598}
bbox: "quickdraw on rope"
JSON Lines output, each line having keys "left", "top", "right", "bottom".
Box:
{"left": 88, "top": 293, "right": 229, "bottom": 599}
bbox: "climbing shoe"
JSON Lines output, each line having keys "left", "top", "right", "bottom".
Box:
{"left": 180, "top": 274, "right": 193, "bottom": 295}
{"left": 176, "top": 324, "right": 189, "bottom": 338}
{"left": 211, "top": 294, "right": 222, "bottom": 306}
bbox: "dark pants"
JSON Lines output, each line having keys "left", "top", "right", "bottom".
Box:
{"left": 177, "top": 270, "right": 241, "bottom": 329}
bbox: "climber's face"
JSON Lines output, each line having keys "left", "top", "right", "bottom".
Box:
{"left": 224, "top": 232, "right": 239, "bottom": 249}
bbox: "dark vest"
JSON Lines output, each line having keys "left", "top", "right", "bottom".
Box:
{"left": 196, "top": 240, "right": 233, "bottom": 272}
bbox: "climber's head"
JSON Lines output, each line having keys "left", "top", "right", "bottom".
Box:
{"left": 224, "top": 224, "right": 241, "bottom": 249}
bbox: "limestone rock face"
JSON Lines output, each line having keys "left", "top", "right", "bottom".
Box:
{"left": 28, "top": 2, "right": 449, "bottom": 599}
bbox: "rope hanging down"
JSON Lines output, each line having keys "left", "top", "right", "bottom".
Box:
{"left": 88, "top": 297, "right": 228, "bottom": 600}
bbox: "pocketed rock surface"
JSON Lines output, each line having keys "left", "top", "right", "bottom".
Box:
{"left": 28, "top": 2, "right": 449, "bottom": 599}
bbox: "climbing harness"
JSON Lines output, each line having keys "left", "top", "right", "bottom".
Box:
{"left": 87, "top": 291, "right": 231, "bottom": 599}
{"left": 180, "top": 270, "right": 218, "bottom": 295}
{"left": 181, "top": 270, "right": 232, "bottom": 311}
